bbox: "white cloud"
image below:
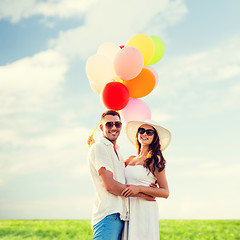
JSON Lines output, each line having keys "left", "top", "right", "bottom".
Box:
{"left": 215, "top": 65, "right": 240, "bottom": 80}
{"left": 33, "top": 0, "right": 97, "bottom": 19}
{"left": 0, "top": 129, "right": 20, "bottom": 147}
{"left": 180, "top": 163, "right": 240, "bottom": 178}
{"left": 0, "top": 196, "right": 94, "bottom": 219}
{"left": 167, "top": 156, "right": 201, "bottom": 164}
{"left": 157, "top": 158, "right": 240, "bottom": 219}
{"left": 156, "top": 37, "right": 240, "bottom": 96}
{"left": 49, "top": 0, "right": 188, "bottom": 60}
{"left": 230, "top": 83, "right": 240, "bottom": 93}
{"left": 71, "top": 163, "right": 89, "bottom": 178}
{"left": 0, "top": 50, "right": 68, "bottom": 114}
{"left": 148, "top": 0, "right": 188, "bottom": 28}
{"left": 157, "top": 196, "right": 240, "bottom": 219}
{"left": 167, "top": 155, "right": 240, "bottom": 178}
{"left": 151, "top": 36, "right": 240, "bottom": 116}
{"left": 0, "top": 0, "right": 35, "bottom": 23}
{"left": 0, "top": 0, "right": 96, "bottom": 22}
{"left": 0, "top": 126, "right": 91, "bottom": 185}
{"left": 151, "top": 110, "right": 175, "bottom": 123}
{"left": 0, "top": 0, "right": 188, "bottom": 59}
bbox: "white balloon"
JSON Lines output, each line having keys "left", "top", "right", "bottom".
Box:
{"left": 89, "top": 81, "right": 102, "bottom": 95}
{"left": 97, "top": 42, "right": 121, "bottom": 62}
{"left": 86, "top": 54, "right": 117, "bottom": 94}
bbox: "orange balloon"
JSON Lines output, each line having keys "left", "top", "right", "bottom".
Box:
{"left": 123, "top": 67, "right": 156, "bottom": 98}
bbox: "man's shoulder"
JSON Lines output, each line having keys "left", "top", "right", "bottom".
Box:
{"left": 91, "top": 140, "right": 105, "bottom": 149}
{"left": 91, "top": 138, "right": 112, "bottom": 149}
{"left": 89, "top": 140, "right": 109, "bottom": 156}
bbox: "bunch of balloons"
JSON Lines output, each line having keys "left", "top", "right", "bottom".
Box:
{"left": 86, "top": 33, "right": 165, "bottom": 123}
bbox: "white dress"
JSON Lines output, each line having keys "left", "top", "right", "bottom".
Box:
{"left": 122, "top": 165, "right": 160, "bottom": 240}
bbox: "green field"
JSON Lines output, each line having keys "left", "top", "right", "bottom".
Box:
{"left": 0, "top": 220, "right": 239, "bottom": 239}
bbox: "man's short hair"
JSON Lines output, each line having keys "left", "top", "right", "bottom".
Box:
{"left": 101, "top": 110, "right": 121, "bottom": 121}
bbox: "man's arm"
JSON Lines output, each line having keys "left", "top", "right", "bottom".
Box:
{"left": 99, "top": 167, "right": 155, "bottom": 201}
{"left": 99, "top": 167, "right": 127, "bottom": 196}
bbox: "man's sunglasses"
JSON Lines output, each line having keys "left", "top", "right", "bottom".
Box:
{"left": 105, "top": 121, "right": 122, "bottom": 129}
{"left": 138, "top": 127, "right": 155, "bottom": 136}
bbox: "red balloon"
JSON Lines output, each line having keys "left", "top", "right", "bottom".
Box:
{"left": 101, "top": 82, "right": 130, "bottom": 110}
{"left": 120, "top": 45, "right": 125, "bottom": 49}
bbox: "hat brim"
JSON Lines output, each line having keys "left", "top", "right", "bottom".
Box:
{"left": 126, "top": 120, "right": 171, "bottom": 151}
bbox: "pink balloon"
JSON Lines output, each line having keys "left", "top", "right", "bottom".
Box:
{"left": 114, "top": 46, "right": 144, "bottom": 81}
{"left": 120, "top": 98, "right": 151, "bottom": 123}
{"left": 145, "top": 66, "right": 158, "bottom": 89}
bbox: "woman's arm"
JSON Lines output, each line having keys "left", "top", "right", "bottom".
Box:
{"left": 134, "top": 193, "right": 156, "bottom": 201}
{"left": 121, "top": 168, "right": 169, "bottom": 199}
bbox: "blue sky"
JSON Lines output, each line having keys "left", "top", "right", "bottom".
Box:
{"left": 0, "top": 0, "right": 240, "bottom": 219}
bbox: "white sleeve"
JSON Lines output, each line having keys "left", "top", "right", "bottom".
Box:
{"left": 92, "top": 143, "right": 114, "bottom": 174}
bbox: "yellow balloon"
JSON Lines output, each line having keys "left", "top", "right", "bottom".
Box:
{"left": 126, "top": 34, "right": 154, "bottom": 66}
{"left": 116, "top": 76, "right": 123, "bottom": 83}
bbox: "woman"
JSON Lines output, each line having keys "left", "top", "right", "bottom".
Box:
{"left": 121, "top": 119, "right": 171, "bottom": 240}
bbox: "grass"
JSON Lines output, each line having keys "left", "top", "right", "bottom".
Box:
{"left": 0, "top": 220, "right": 92, "bottom": 240}
{"left": 159, "top": 220, "right": 240, "bottom": 240}
{"left": 0, "top": 219, "right": 239, "bottom": 239}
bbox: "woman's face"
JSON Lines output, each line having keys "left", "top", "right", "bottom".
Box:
{"left": 137, "top": 124, "right": 155, "bottom": 146}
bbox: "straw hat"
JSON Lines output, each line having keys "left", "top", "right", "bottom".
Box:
{"left": 126, "top": 119, "right": 171, "bottom": 151}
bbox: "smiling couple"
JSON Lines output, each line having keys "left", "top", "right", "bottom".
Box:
{"left": 88, "top": 110, "right": 171, "bottom": 240}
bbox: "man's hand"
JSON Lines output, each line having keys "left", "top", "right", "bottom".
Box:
{"left": 87, "top": 135, "right": 95, "bottom": 147}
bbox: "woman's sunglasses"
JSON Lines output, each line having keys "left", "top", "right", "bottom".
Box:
{"left": 105, "top": 121, "right": 122, "bottom": 129}
{"left": 138, "top": 127, "right": 155, "bottom": 136}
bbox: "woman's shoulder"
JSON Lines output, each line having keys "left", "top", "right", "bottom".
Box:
{"left": 124, "top": 155, "right": 136, "bottom": 166}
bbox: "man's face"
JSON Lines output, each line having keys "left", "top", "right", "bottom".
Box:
{"left": 100, "top": 115, "right": 122, "bottom": 143}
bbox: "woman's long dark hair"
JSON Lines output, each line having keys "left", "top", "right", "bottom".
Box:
{"left": 136, "top": 127, "right": 166, "bottom": 175}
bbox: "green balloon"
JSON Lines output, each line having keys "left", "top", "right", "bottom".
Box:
{"left": 147, "top": 36, "right": 165, "bottom": 65}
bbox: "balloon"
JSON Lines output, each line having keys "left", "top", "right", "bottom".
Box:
{"left": 126, "top": 34, "right": 154, "bottom": 66}
{"left": 123, "top": 67, "right": 156, "bottom": 98}
{"left": 114, "top": 46, "right": 144, "bottom": 81}
{"left": 120, "top": 98, "right": 151, "bottom": 123}
{"left": 89, "top": 81, "right": 103, "bottom": 95}
{"left": 120, "top": 45, "right": 125, "bottom": 49}
{"left": 145, "top": 66, "right": 158, "bottom": 89}
{"left": 100, "top": 82, "right": 130, "bottom": 111}
{"left": 97, "top": 42, "right": 120, "bottom": 62}
{"left": 86, "top": 54, "right": 116, "bottom": 94}
{"left": 147, "top": 36, "right": 165, "bottom": 65}
{"left": 116, "top": 76, "right": 123, "bottom": 83}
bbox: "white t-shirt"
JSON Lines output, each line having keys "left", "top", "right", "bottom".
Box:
{"left": 88, "top": 137, "right": 129, "bottom": 226}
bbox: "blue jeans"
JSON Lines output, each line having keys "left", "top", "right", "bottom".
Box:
{"left": 92, "top": 213, "right": 124, "bottom": 240}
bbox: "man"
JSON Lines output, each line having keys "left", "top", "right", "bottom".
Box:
{"left": 88, "top": 110, "right": 153, "bottom": 239}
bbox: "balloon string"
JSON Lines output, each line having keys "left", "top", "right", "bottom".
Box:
{"left": 90, "top": 120, "right": 101, "bottom": 137}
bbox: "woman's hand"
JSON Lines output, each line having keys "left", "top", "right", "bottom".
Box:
{"left": 121, "top": 184, "right": 140, "bottom": 197}
{"left": 87, "top": 135, "right": 95, "bottom": 147}
{"left": 149, "top": 182, "right": 158, "bottom": 188}
{"left": 138, "top": 193, "right": 156, "bottom": 201}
